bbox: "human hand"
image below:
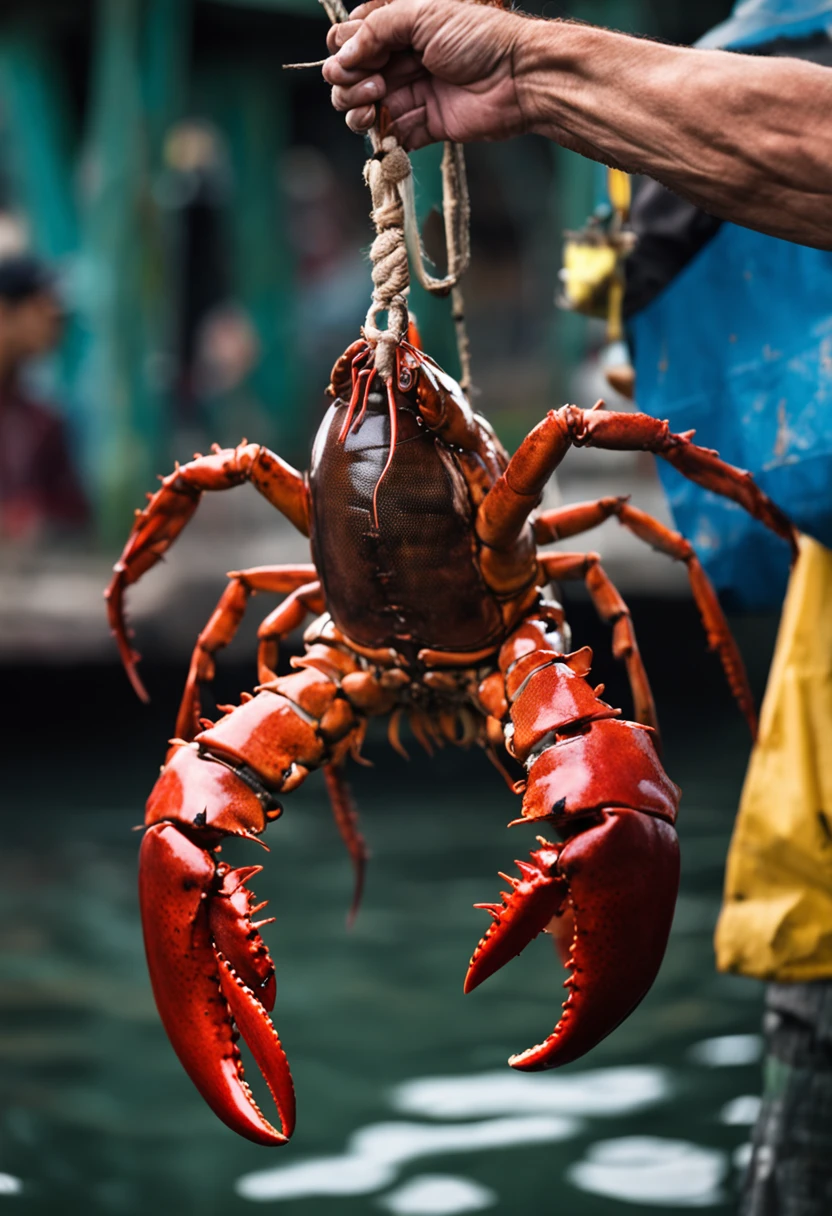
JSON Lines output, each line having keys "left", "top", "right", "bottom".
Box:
{"left": 322, "top": 0, "right": 536, "bottom": 148}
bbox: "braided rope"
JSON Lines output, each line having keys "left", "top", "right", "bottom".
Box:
{"left": 362, "top": 134, "right": 412, "bottom": 380}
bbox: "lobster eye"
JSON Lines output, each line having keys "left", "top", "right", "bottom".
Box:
{"left": 398, "top": 365, "right": 415, "bottom": 392}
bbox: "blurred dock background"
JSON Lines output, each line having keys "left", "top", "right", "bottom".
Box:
{"left": 1, "top": 4, "right": 795, "bottom": 1215}
{"left": 0, "top": 0, "right": 739, "bottom": 662}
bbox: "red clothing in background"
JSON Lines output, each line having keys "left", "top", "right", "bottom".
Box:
{"left": 0, "top": 386, "right": 89, "bottom": 539}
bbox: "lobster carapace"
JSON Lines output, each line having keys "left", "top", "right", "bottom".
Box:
{"left": 107, "top": 333, "right": 796, "bottom": 1145}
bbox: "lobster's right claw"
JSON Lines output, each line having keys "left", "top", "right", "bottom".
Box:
{"left": 139, "top": 824, "right": 295, "bottom": 1146}
{"left": 465, "top": 720, "right": 681, "bottom": 1069}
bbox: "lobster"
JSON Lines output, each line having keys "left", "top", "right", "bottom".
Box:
{"left": 106, "top": 333, "right": 796, "bottom": 1146}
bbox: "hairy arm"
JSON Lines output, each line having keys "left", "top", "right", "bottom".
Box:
{"left": 324, "top": 0, "right": 832, "bottom": 248}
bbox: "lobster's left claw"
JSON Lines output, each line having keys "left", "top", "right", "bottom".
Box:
{"left": 139, "top": 824, "right": 295, "bottom": 1145}
{"left": 465, "top": 806, "right": 680, "bottom": 1070}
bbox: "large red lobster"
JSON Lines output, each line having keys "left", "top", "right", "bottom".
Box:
{"left": 107, "top": 335, "right": 795, "bottom": 1146}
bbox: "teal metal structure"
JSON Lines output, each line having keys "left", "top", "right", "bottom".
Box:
{"left": 0, "top": 0, "right": 312, "bottom": 543}
{"left": 0, "top": 0, "right": 664, "bottom": 543}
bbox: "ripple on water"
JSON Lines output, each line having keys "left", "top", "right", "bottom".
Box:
{"left": 688, "top": 1034, "right": 763, "bottom": 1067}
{"left": 235, "top": 1116, "right": 578, "bottom": 1203}
{"left": 567, "top": 1136, "right": 728, "bottom": 1207}
{"left": 391, "top": 1065, "right": 670, "bottom": 1120}
{"left": 378, "top": 1174, "right": 496, "bottom": 1215}
{"left": 720, "top": 1095, "right": 762, "bottom": 1126}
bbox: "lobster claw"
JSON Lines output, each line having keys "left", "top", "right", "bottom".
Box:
{"left": 465, "top": 806, "right": 680, "bottom": 1069}
{"left": 139, "top": 824, "right": 295, "bottom": 1145}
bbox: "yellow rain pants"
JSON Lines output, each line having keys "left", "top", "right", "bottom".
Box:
{"left": 715, "top": 536, "right": 832, "bottom": 981}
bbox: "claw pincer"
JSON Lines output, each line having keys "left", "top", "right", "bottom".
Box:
{"left": 139, "top": 659, "right": 361, "bottom": 1145}
{"left": 466, "top": 639, "right": 681, "bottom": 1070}
{"left": 140, "top": 742, "right": 294, "bottom": 1145}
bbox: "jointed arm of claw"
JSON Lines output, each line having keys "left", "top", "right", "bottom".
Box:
{"left": 105, "top": 443, "right": 310, "bottom": 701}
{"left": 465, "top": 620, "right": 681, "bottom": 1072}
{"left": 141, "top": 642, "right": 380, "bottom": 1144}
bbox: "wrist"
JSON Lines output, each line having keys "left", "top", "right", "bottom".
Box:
{"left": 511, "top": 19, "right": 596, "bottom": 139}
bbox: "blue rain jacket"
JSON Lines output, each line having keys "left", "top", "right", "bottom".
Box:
{"left": 628, "top": 1, "right": 832, "bottom": 609}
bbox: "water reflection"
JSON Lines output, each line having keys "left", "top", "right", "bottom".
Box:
{"left": 567, "top": 1137, "right": 728, "bottom": 1207}
{"left": 391, "top": 1065, "right": 669, "bottom": 1120}
{"left": 688, "top": 1034, "right": 763, "bottom": 1067}
{"left": 378, "top": 1174, "right": 496, "bottom": 1215}
{"left": 236, "top": 1116, "right": 577, "bottom": 1203}
{"left": 720, "top": 1095, "right": 762, "bottom": 1126}
{"left": 1, "top": 669, "right": 768, "bottom": 1214}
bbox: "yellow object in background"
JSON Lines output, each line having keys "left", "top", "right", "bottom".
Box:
{"left": 607, "top": 168, "right": 631, "bottom": 219}
{"left": 560, "top": 241, "right": 620, "bottom": 315}
{"left": 716, "top": 536, "right": 832, "bottom": 981}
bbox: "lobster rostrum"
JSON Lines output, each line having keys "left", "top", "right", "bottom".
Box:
{"left": 107, "top": 325, "right": 797, "bottom": 1146}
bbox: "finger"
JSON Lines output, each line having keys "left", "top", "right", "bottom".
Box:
{"left": 382, "top": 50, "right": 425, "bottom": 90}
{"left": 326, "top": 20, "right": 362, "bottom": 53}
{"left": 330, "top": 75, "right": 386, "bottom": 112}
{"left": 323, "top": 56, "right": 377, "bottom": 86}
{"left": 389, "top": 102, "right": 433, "bottom": 151}
{"left": 346, "top": 104, "right": 377, "bottom": 133}
{"left": 324, "top": 40, "right": 395, "bottom": 83}
{"left": 347, "top": 0, "right": 395, "bottom": 17}
{"left": 335, "top": 0, "right": 424, "bottom": 71}
{"left": 324, "top": 44, "right": 418, "bottom": 87}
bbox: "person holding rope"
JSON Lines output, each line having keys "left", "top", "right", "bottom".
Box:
{"left": 325, "top": 5, "right": 832, "bottom": 1215}
{"left": 323, "top": 0, "right": 832, "bottom": 248}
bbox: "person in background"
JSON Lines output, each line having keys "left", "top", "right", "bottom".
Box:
{"left": 0, "top": 253, "right": 88, "bottom": 541}
{"left": 324, "top": 2, "right": 832, "bottom": 1212}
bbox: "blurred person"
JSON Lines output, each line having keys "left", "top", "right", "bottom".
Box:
{"left": 0, "top": 253, "right": 88, "bottom": 541}
{"left": 324, "top": 2, "right": 832, "bottom": 1213}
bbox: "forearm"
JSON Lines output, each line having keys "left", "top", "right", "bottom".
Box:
{"left": 517, "top": 21, "right": 832, "bottom": 249}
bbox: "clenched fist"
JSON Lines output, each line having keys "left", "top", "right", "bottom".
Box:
{"left": 322, "top": 0, "right": 537, "bottom": 148}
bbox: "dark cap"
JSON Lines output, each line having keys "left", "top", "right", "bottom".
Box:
{"left": 0, "top": 253, "right": 56, "bottom": 303}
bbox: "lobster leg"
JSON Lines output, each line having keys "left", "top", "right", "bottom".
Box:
{"left": 465, "top": 627, "right": 680, "bottom": 1071}
{"left": 477, "top": 404, "right": 797, "bottom": 556}
{"left": 539, "top": 550, "right": 658, "bottom": 736}
{"left": 106, "top": 442, "right": 310, "bottom": 701}
{"left": 142, "top": 647, "right": 373, "bottom": 1144}
{"left": 175, "top": 565, "right": 318, "bottom": 742}
{"left": 535, "top": 498, "right": 757, "bottom": 735}
{"left": 323, "top": 764, "right": 368, "bottom": 928}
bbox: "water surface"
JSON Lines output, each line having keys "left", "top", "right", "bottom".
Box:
{"left": 0, "top": 629, "right": 773, "bottom": 1215}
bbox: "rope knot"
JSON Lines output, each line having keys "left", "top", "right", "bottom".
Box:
{"left": 363, "top": 134, "right": 411, "bottom": 378}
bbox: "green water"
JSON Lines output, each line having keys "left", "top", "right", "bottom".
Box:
{"left": 0, "top": 640, "right": 771, "bottom": 1216}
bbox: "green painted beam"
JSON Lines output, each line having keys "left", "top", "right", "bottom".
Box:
{"left": 81, "top": 0, "right": 164, "bottom": 541}
{"left": 0, "top": 32, "right": 78, "bottom": 259}
{"left": 194, "top": 58, "right": 301, "bottom": 459}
